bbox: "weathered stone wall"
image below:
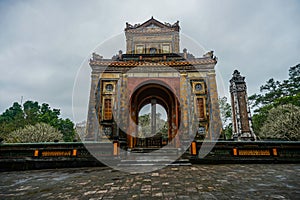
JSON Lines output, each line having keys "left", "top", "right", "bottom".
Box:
{"left": 1, "top": 141, "right": 299, "bottom": 171}
{"left": 207, "top": 72, "right": 222, "bottom": 140}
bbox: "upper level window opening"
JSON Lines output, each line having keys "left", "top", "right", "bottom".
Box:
{"left": 162, "top": 44, "right": 170, "bottom": 53}
{"left": 106, "top": 84, "right": 113, "bottom": 92}
{"left": 135, "top": 45, "right": 144, "bottom": 54}
{"left": 149, "top": 48, "right": 157, "bottom": 54}
{"left": 195, "top": 83, "right": 202, "bottom": 91}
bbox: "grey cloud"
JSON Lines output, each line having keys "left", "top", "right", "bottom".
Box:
{"left": 0, "top": 0, "right": 299, "bottom": 121}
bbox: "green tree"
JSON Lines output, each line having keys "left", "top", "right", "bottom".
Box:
{"left": 249, "top": 64, "right": 300, "bottom": 109}
{"left": 218, "top": 97, "right": 232, "bottom": 139}
{"left": 23, "top": 101, "right": 40, "bottom": 125}
{"left": 58, "top": 118, "right": 76, "bottom": 142}
{"left": 159, "top": 121, "right": 169, "bottom": 139}
{"left": 0, "top": 101, "right": 75, "bottom": 142}
{"left": 259, "top": 104, "right": 300, "bottom": 141}
{"left": 138, "top": 113, "right": 151, "bottom": 138}
{"left": 251, "top": 104, "right": 273, "bottom": 134}
{"left": 249, "top": 64, "right": 300, "bottom": 135}
{"left": 274, "top": 93, "right": 300, "bottom": 107}
{"left": 138, "top": 112, "right": 168, "bottom": 138}
{"left": 5, "top": 123, "right": 63, "bottom": 143}
{"left": 0, "top": 102, "right": 25, "bottom": 139}
{"left": 283, "top": 64, "right": 300, "bottom": 96}
{"left": 38, "top": 103, "right": 75, "bottom": 141}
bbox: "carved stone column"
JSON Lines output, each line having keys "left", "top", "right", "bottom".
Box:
{"left": 85, "top": 72, "right": 100, "bottom": 141}
{"left": 179, "top": 73, "right": 190, "bottom": 147}
{"left": 207, "top": 71, "right": 222, "bottom": 140}
{"left": 151, "top": 99, "right": 157, "bottom": 136}
{"left": 117, "top": 74, "right": 132, "bottom": 147}
{"left": 230, "top": 70, "right": 256, "bottom": 141}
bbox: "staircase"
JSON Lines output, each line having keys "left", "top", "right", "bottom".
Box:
{"left": 118, "top": 148, "right": 191, "bottom": 167}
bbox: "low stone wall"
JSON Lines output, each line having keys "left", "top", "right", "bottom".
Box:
{"left": 0, "top": 141, "right": 299, "bottom": 171}
{"left": 0, "top": 142, "right": 113, "bottom": 171}
{"left": 188, "top": 141, "right": 300, "bottom": 164}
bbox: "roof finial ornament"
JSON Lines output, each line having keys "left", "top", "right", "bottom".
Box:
{"left": 183, "top": 48, "right": 188, "bottom": 59}
{"left": 203, "top": 51, "right": 214, "bottom": 58}
{"left": 172, "top": 20, "right": 179, "bottom": 27}
{"left": 230, "top": 69, "right": 245, "bottom": 83}
{"left": 126, "top": 22, "right": 133, "bottom": 29}
{"left": 91, "top": 52, "right": 103, "bottom": 61}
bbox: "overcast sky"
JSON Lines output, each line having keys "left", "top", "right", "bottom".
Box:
{"left": 0, "top": 0, "right": 299, "bottom": 122}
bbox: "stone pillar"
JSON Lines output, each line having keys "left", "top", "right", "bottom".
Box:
{"left": 174, "top": 32, "right": 180, "bottom": 53}
{"left": 207, "top": 71, "right": 222, "bottom": 140}
{"left": 151, "top": 99, "right": 156, "bottom": 136}
{"left": 230, "top": 70, "right": 256, "bottom": 141}
{"left": 125, "top": 33, "right": 133, "bottom": 54}
{"left": 179, "top": 73, "right": 190, "bottom": 147}
{"left": 85, "top": 72, "right": 100, "bottom": 141}
{"left": 114, "top": 76, "right": 122, "bottom": 139}
{"left": 117, "top": 74, "right": 132, "bottom": 148}
{"left": 171, "top": 98, "right": 178, "bottom": 142}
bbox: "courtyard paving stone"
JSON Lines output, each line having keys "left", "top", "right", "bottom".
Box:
{"left": 0, "top": 164, "right": 299, "bottom": 199}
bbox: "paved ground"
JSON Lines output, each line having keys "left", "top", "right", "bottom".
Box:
{"left": 0, "top": 164, "right": 299, "bottom": 200}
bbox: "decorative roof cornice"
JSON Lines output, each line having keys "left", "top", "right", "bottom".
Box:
{"left": 90, "top": 58, "right": 216, "bottom": 67}
{"left": 125, "top": 17, "right": 180, "bottom": 32}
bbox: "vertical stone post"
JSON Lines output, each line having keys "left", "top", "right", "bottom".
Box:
{"left": 151, "top": 99, "right": 157, "bottom": 136}
{"left": 207, "top": 71, "right": 222, "bottom": 140}
{"left": 179, "top": 73, "right": 190, "bottom": 147}
{"left": 230, "top": 70, "right": 256, "bottom": 140}
{"left": 85, "top": 72, "right": 100, "bottom": 141}
{"left": 174, "top": 32, "right": 180, "bottom": 53}
{"left": 118, "top": 74, "right": 132, "bottom": 148}
{"left": 171, "top": 98, "right": 178, "bottom": 143}
{"left": 116, "top": 74, "right": 130, "bottom": 145}
{"left": 115, "top": 75, "right": 122, "bottom": 139}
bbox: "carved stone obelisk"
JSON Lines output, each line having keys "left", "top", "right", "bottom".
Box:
{"left": 230, "top": 70, "right": 256, "bottom": 141}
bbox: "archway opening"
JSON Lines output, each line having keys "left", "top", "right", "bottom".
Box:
{"left": 138, "top": 103, "right": 168, "bottom": 142}
{"left": 129, "top": 82, "right": 180, "bottom": 148}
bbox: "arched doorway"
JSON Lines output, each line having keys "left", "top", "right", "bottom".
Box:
{"left": 128, "top": 82, "right": 180, "bottom": 148}
{"left": 136, "top": 100, "right": 168, "bottom": 147}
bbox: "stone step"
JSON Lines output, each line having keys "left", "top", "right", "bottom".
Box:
{"left": 119, "top": 148, "right": 191, "bottom": 167}
{"left": 124, "top": 154, "right": 180, "bottom": 161}
{"left": 129, "top": 148, "right": 181, "bottom": 154}
{"left": 118, "top": 159, "right": 191, "bottom": 167}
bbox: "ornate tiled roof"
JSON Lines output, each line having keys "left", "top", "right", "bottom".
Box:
{"left": 125, "top": 17, "right": 180, "bottom": 32}
{"left": 90, "top": 52, "right": 217, "bottom": 71}
{"left": 90, "top": 59, "right": 216, "bottom": 67}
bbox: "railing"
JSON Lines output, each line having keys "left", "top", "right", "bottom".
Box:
{"left": 0, "top": 141, "right": 299, "bottom": 171}
{"left": 136, "top": 137, "right": 168, "bottom": 148}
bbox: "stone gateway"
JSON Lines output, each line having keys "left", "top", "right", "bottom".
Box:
{"left": 85, "top": 17, "right": 222, "bottom": 149}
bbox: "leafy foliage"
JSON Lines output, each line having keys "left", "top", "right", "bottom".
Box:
{"left": 219, "top": 97, "right": 232, "bottom": 127}
{"left": 259, "top": 104, "right": 300, "bottom": 141}
{"left": 218, "top": 97, "right": 232, "bottom": 139}
{"left": 249, "top": 64, "right": 300, "bottom": 109}
{"left": 138, "top": 113, "right": 151, "bottom": 138}
{"left": 249, "top": 64, "right": 300, "bottom": 139}
{"left": 0, "top": 101, "right": 75, "bottom": 142}
{"left": 138, "top": 113, "right": 168, "bottom": 138}
{"left": 0, "top": 102, "right": 25, "bottom": 135}
{"left": 5, "top": 123, "right": 63, "bottom": 143}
